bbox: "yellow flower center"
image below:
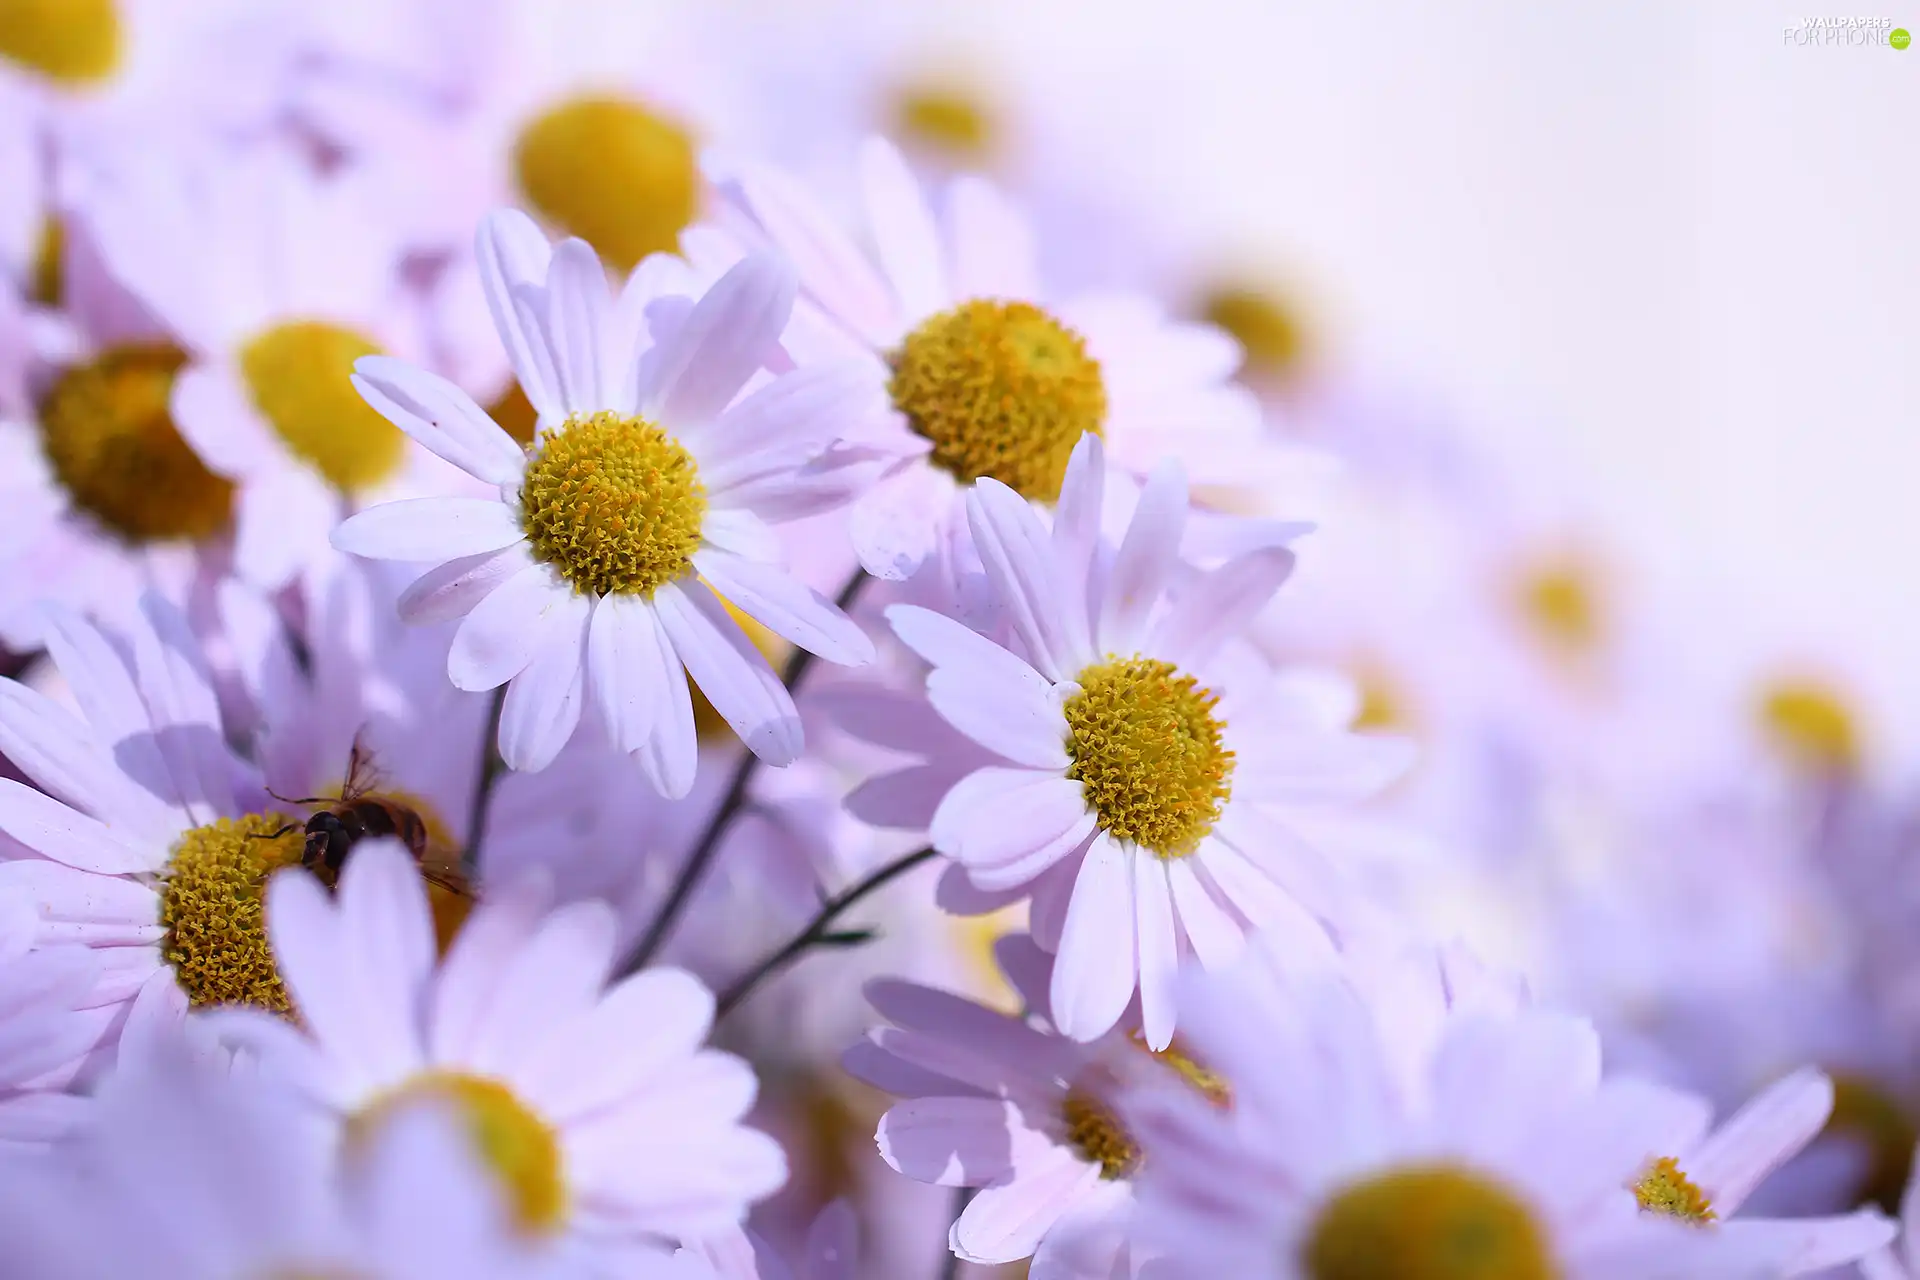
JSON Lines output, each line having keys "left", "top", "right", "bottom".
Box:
{"left": 238, "top": 321, "right": 406, "bottom": 494}
{"left": 29, "top": 214, "right": 63, "bottom": 306}
{"left": 1062, "top": 1086, "right": 1137, "bottom": 1180}
{"left": 1825, "top": 1074, "right": 1915, "bottom": 1214}
{"left": 1515, "top": 560, "right": 1602, "bottom": 657}
{"left": 160, "top": 814, "right": 303, "bottom": 1012}
{"left": 1063, "top": 656, "right": 1234, "bottom": 858}
{"left": 1200, "top": 284, "right": 1309, "bottom": 384}
{"left": 38, "top": 343, "right": 236, "bottom": 543}
{"left": 512, "top": 95, "right": 698, "bottom": 274}
{"left": 892, "top": 80, "right": 998, "bottom": 160}
{"left": 888, "top": 299, "right": 1105, "bottom": 502}
{"left": 1757, "top": 677, "right": 1858, "bottom": 774}
{"left": 1633, "top": 1156, "right": 1715, "bottom": 1224}
{"left": 1303, "top": 1164, "right": 1557, "bottom": 1280}
{"left": 348, "top": 1071, "right": 565, "bottom": 1235}
{"left": 0, "top": 0, "right": 120, "bottom": 83}
{"left": 1130, "top": 1033, "right": 1233, "bottom": 1107}
{"left": 518, "top": 411, "right": 707, "bottom": 599}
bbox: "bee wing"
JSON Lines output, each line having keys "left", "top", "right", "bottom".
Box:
{"left": 341, "top": 730, "right": 388, "bottom": 802}
{"left": 416, "top": 841, "right": 475, "bottom": 900}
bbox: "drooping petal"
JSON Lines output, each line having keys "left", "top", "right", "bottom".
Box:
{"left": 652, "top": 581, "right": 802, "bottom": 766}
{"left": 498, "top": 592, "right": 590, "bottom": 772}
{"left": 1048, "top": 836, "right": 1138, "bottom": 1043}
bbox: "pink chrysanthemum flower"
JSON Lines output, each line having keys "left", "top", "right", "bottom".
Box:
{"left": 332, "top": 211, "right": 878, "bottom": 793}
{"left": 841, "top": 434, "right": 1410, "bottom": 1049}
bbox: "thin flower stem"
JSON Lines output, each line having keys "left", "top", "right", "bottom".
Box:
{"left": 613, "top": 567, "right": 870, "bottom": 977}
{"left": 714, "top": 845, "right": 937, "bottom": 1020}
{"left": 462, "top": 684, "right": 508, "bottom": 876}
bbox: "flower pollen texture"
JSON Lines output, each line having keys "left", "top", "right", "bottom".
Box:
{"left": 0, "top": 0, "right": 121, "bottom": 83}
{"left": 239, "top": 321, "right": 405, "bottom": 493}
{"left": 519, "top": 411, "right": 707, "bottom": 598}
{"left": 1302, "top": 1165, "right": 1556, "bottom": 1280}
{"left": 39, "top": 343, "right": 235, "bottom": 542}
{"left": 1063, "top": 656, "right": 1233, "bottom": 858}
{"left": 512, "top": 95, "right": 698, "bottom": 273}
{"left": 349, "top": 1071, "right": 566, "bottom": 1235}
{"left": 160, "top": 813, "right": 304, "bottom": 1012}
{"left": 1634, "top": 1156, "right": 1715, "bottom": 1224}
{"left": 888, "top": 298, "right": 1105, "bottom": 502}
{"left": 1062, "top": 1087, "right": 1138, "bottom": 1180}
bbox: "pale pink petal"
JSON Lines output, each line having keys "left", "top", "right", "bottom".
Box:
{"left": 498, "top": 592, "right": 590, "bottom": 772}
{"left": 429, "top": 884, "right": 550, "bottom": 1063}
{"left": 691, "top": 549, "right": 873, "bottom": 666}
{"left": 586, "top": 593, "right": 666, "bottom": 754}
{"left": 1719, "top": 1213, "right": 1897, "bottom": 1275}
{"left": 168, "top": 363, "right": 279, "bottom": 479}
{"left": 644, "top": 255, "right": 797, "bottom": 427}
{"left": 948, "top": 175, "right": 1038, "bottom": 300}
{"left": 1166, "top": 858, "right": 1245, "bottom": 973}
{"left": 332, "top": 497, "right": 527, "bottom": 563}
{"left": 129, "top": 593, "right": 237, "bottom": 818}
{"left": 446, "top": 563, "right": 570, "bottom": 692}
{"left": 1150, "top": 546, "right": 1297, "bottom": 670}
{"left": 462, "top": 899, "right": 618, "bottom": 1080}
{"left": 1134, "top": 855, "right": 1180, "bottom": 1051}
{"left": 0, "top": 782, "right": 153, "bottom": 874}
{"left": 865, "top": 979, "right": 1084, "bottom": 1082}
{"left": 543, "top": 237, "right": 611, "bottom": 412}
{"left": 925, "top": 665, "right": 1069, "bottom": 772}
{"left": 333, "top": 841, "right": 435, "bottom": 1083}
{"left": 694, "top": 360, "right": 886, "bottom": 492}
{"left": 966, "top": 481, "right": 1091, "bottom": 681}
{"left": 952, "top": 1150, "right": 1102, "bottom": 1264}
{"left": 844, "top": 765, "right": 955, "bottom": 831}
{"left": 350, "top": 357, "right": 526, "bottom": 485}
{"left": 886, "top": 605, "right": 1056, "bottom": 721}
{"left": 1049, "top": 434, "right": 1106, "bottom": 589}
{"left": 1049, "top": 836, "right": 1138, "bottom": 1043}
{"left": 849, "top": 464, "right": 949, "bottom": 581}
{"left": 1098, "top": 460, "right": 1189, "bottom": 655}
{"left": 518, "top": 967, "right": 714, "bottom": 1123}
{"left": 876, "top": 1097, "right": 1049, "bottom": 1187}
{"left": 1690, "top": 1068, "right": 1834, "bottom": 1216}
{"left": 635, "top": 602, "right": 701, "bottom": 800}
{"left": 943, "top": 780, "right": 1095, "bottom": 892}
{"left": 858, "top": 137, "right": 948, "bottom": 319}
{"left": 653, "top": 580, "right": 801, "bottom": 766}
{"left": 476, "top": 209, "right": 561, "bottom": 420}
{"left": 397, "top": 543, "right": 535, "bottom": 625}
{"left": 263, "top": 866, "right": 389, "bottom": 1098}
{"left": 0, "top": 680, "right": 173, "bottom": 840}
{"left": 235, "top": 465, "right": 337, "bottom": 591}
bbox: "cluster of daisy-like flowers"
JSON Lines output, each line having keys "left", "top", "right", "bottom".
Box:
{"left": 0, "top": 2, "right": 1915, "bottom": 1279}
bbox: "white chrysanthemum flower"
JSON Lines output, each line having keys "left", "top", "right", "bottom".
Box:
{"left": 705, "top": 135, "right": 1309, "bottom": 582}
{"left": 211, "top": 839, "right": 787, "bottom": 1259}
{"left": 1126, "top": 929, "right": 1815, "bottom": 1280}
{"left": 0, "top": 1031, "right": 595, "bottom": 1280}
{"left": 1629, "top": 1067, "right": 1898, "bottom": 1276}
{"left": 0, "top": 593, "right": 315, "bottom": 1029}
{"left": 331, "top": 211, "right": 876, "bottom": 793}
{"left": 846, "top": 434, "right": 1410, "bottom": 1049}
{"left": 66, "top": 137, "right": 470, "bottom": 592}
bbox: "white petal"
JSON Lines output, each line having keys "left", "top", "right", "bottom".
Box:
{"left": 1151, "top": 546, "right": 1297, "bottom": 669}
{"left": 586, "top": 593, "right": 665, "bottom": 755}
{"left": 692, "top": 549, "right": 873, "bottom": 666}
{"left": 0, "top": 781, "right": 153, "bottom": 874}
{"left": 858, "top": 137, "right": 947, "bottom": 319}
{"left": 695, "top": 360, "right": 885, "bottom": 492}
{"left": 849, "top": 464, "right": 949, "bottom": 582}
{"left": 1690, "top": 1068, "right": 1834, "bottom": 1216}
{"left": 965, "top": 480, "right": 1089, "bottom": 682}
{"left": 349, "top": 357, "right": 527, "bottom": 485}
{"left": 169, "top": 363, "right": 279, "bottom": 479}
{"left": 332, "top": 498, "right": 526, "bottom": 564}
{"left": 542, "top": 238, "right": 611, "bottom": 413}
{"left": 1134, "top": 855, "right": 1180, "bottom": 1050}
{"left": 1098, "top": 460, "right": 1189, "bottom": 655}
{"left": 885, "top": 605, "right": 1055, "bottom": 712}
{"left": 643, "top": 255, "right": 797, "bottom": 426}
{"left": 948, "top": 175, "right": 1038, "bottom": 300}
{"left": 476, "top": 209, "right": 561, "bottom": 420}
{"left": 1050, "top": 433, "right": 1106, "bottom": 589}
{"left": 1166, "top": 857, "right": 1245, "bottom": 973}
{"left": 1048, "top": 836, "right": 1138, "bottom": 1042}
{"left": 652, "top": 581, "right": 802, "bottom": 766}
{"left": 497, "top": 593, "right": 590, "bottom": 772}
{"left": 129, "top": 593, "right": 237, "bottom": 819}
{"left": 446, "top": 563, "right": 571, "bottom": 692}
{"left": 396, "top": 543, "right": 535, "bottom": 625}
{"left": 634, "top": 605, "right": 699, "bottom": 799}
{"left": 234, "top": 466, "right": 337, "bottom": 591}
{"left": 924, "top": 664, "right": 1069, "bottom": 771}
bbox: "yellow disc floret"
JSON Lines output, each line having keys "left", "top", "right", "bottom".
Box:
{"left": 1062, "top": 1087, "right": 1138, "bottom": 1180}
{"left": 160, "top": 814, "right": 303, "bottom": 1012}
{"left": 1063, "top": 656, "right": 1233, "bottom": 858}
{"left": 512, "top": 95, "right": 698, "bottom": 274}
{"left": 1516, "top": 560, "right": 1602, "bottom": 657}
{"left": 889, "top": 299, "right": 1105, "bottom": 502}
{"left": 1201, "top": 284, "right": 1309, "bottom": 384}
{"left": 519, "top": 411, "right": 706, "bottom": 598}
{"left": 238, "top": 321, "right": 405, "bottom": 494}
{"left": 349, "top": 1071, "right": 565, "bottom": 1234}
{"left": 1758, "top": 677, "right": 1859, "bottom": 774}
{"left": 39, "top": 343, "right": 235, "bottom": 543}
{"left": 0, "top": 0, "right": 120, "bottom": 83}
{"left": 1303, "top": 1164, "right": 1556, "bottom": 1280}
{"left": 1634, "top": 1155, "right": 1715, "bottom": 1224}
{"left": 893, "top": 81, "right": 997, "bottom": 160}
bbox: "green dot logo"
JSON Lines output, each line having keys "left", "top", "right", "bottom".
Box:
{"left": 1894, "top": 27, "right": 1912, "bottom": 48}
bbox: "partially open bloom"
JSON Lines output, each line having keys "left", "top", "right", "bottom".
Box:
{"left": 211, "top": 839, "right": 787, "bottom": 1260}
{"left": 332, "top": 211, "right": 877, "bottom": 793}
{"left": 707, "top": 135, "right": 1298, "bottom": 583}
{"left": 844, "top": 434, "right": 1410, "bottom": 1048}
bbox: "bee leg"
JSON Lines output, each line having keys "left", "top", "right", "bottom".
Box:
{"left": 246, "top": 824, "right": 300, "bottom": 842}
